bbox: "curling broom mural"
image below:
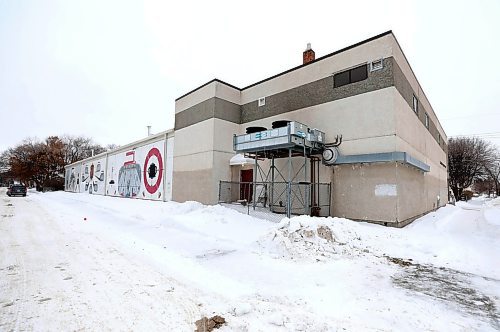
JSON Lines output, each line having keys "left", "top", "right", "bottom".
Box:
{"left": 81, "top": 158, "right": 106, "bottom": 195}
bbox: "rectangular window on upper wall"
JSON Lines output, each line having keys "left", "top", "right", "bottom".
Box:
{"left": 350, "top": 65, "right": 368, "bottom": 83}
{"left": 425, "top": 113, "right": 429, "bottom": 129}
{"left": 438, "top": 134, "right": 441, "bottom": 143}
{"left": 412, "top": 95, "right": 418, "bottom": 114}
{"left": 334, "top": 64, "right": 368, "bottom": 88}
{"left": 334, "top": 70, "right": 350, "bottom": 88}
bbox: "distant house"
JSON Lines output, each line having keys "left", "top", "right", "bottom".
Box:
{"left": 66, "top": 31, "right": 448, "bottom": 227}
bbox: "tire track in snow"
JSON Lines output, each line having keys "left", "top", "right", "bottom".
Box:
{"left": 0, "top": 196, "right": 28, "bottom": 332}
{"left": 0, "top": 189, "right": 202, "bottom": 331}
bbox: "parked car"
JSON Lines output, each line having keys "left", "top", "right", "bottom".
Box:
{"left": 7, "top": 184, "right": 27, "bottom": 197}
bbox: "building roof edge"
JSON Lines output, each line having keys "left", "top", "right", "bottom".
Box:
{"left": 175, "top": 31, "right": 393, "bottom": 101}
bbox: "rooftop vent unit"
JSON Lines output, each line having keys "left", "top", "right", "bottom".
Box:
{"left": 308, "top": 128, "right": 325, "bottom": 143}
{"left": 234, "top": 121, "right": 325, "bottom": 156}
{"left": 370, "top": 58, "right": 383, "bottom": 71}
{"left": 272, "top": 120, "right": 290, "bottom": 129}
{"left": 246, "top": 126, "right": 267, "bottom": 134}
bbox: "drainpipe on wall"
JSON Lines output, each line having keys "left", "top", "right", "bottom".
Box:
{"left": 103, "top": 152, "right": 109, "bottom": 197}
{"left": 162, "top": 131, "right": 168, "bottom": 202}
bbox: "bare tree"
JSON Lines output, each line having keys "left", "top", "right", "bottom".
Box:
{"left": 448, "top": 137, "right": 494, "bottom": 200}
{"left": 473, "top": 178, "right": 495, "bottom": 196}
{"left": 4, "top": 135, "right": 114, "bottom": 191}
{"left": 105, "top": 143, "right": 120, "bottom": 151}
{"left": 8, "top": 137, "right": 66, "bottom": 191}
{"left": 0, "top": 150, "right": 12, "bottom": 185}
{"left": 61, "top": 135, "right": 106, "bottom": 165}
{"left": 0, "top": 150, "right": 9, "bottom": 172}
{"left": 9, "top": 138, "right": 42, "bottom": 188}
{"left": 482, "top": 149, "right": 500, "bottom": 196}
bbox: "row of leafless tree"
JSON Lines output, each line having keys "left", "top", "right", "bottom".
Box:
{"left": 2, "top": 134, "right": 498, "bottom": 198}
{"left": 448, "top": 137, "right": 500, "bottom": 199}
{"left": 0, "top": 136, "right": 117, "bottom": 191}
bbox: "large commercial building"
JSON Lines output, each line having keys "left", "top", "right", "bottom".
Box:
{"left": 65, "top": 31, "right": 448, "bottom": 227}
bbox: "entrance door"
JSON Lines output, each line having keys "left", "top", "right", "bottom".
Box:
{"left": 240, "top": 169, "right": 253, "bottom": 202}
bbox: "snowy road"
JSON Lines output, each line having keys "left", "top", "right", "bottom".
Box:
{"left": 0, "top": 189, "right": 200, "bottom": 331}
{"left": 1, "top": 188, "right": 499, "bottom": 331}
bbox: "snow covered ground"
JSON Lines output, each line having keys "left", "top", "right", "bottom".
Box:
{"left": 0, "top": 188, "right": 499, "bottom": 331}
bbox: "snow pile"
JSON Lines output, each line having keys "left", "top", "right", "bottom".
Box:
{"left": 262, "top": 216, "right": 367, "bottom": 259}
{"left": 13, "top": 191, "right": 500, "bottom": 331}
{"left": 483, "top": 197, "right": 500, "bottom": 228}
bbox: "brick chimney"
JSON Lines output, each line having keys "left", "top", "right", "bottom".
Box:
{"left": 303, "top": 43, "right": 315, "bottom": 64}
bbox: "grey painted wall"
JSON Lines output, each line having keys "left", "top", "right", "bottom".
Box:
{"left": 175, "top": 97, "right": 240, "bottom": 130}
{"left": 240, "top": 58, "right": 394, "bottom": 123}
{"left": 174, "top": 57, "right": 447, "bottom": 153}
{"left": 392, "top": 60, "right": 448, "bottom": 154}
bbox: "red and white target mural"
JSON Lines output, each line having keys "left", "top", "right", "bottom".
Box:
{"left": 65, "top": 136, "right": 174, "bottom": 201}
{"left": 143, "top": 147, "right": 163, "bottom": 196}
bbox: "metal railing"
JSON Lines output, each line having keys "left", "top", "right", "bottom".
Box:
{"left": 218, "top": 181, "right": 331, "bottom": 221}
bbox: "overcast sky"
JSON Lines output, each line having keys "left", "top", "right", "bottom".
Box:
{"left": 1, "top": 0, "right": 499, "bottom": 152}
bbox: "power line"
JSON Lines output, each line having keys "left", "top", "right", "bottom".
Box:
{"left": 449, "top": 131, "right": 500, "bottom": 138}
{"left": 441, "top": 112, "right": 500, "bottom": 121}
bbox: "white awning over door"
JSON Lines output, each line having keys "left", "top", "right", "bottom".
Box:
{"left": 229, "top": 154, "right": 255, "bottom": 166}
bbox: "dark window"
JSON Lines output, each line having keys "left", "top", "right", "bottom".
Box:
{"left": 350, "top": 65, "right": 368, "bottom": 83}
{"left": 334, "top": 70, "right": 350, "bottom": 88}
{"left": 413, "top": 95, "right": 418, "bottom": 114}
{"left": 334, "top": 64, "right": 368, "bottom": 88}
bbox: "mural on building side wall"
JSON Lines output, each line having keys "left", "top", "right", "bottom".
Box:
{"left": 65, "top": 165, "right": 81, "bottom": 192}
{"left": 118, "top": 151, "right": 142, "bottom": 198}
{"left": 143, "top": 147, "right": 163, "bottom": 199}
{"left": 106, "top": 140, "right": 165, "bottom": 200}
{"left": 65, "top": 138, "right": 170, "bottom": 201}
{"left": 107, "top": 167, "right": 116, "bottom": 195}
{"left": 81, "top": 160, "right": 105, "bottom": 194}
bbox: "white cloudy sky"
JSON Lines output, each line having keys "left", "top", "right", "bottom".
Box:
{"left": 1, "top": 0, "right": 499, "bottom": 151}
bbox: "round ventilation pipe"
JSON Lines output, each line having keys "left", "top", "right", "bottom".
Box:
{"left": 246, "top": 126, "right": 267, "bottom": 134}
{"left": 271, "top": 120, "right": 290, "bottom": 129}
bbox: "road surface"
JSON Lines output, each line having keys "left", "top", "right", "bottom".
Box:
{"left": 0, "top": 188, "right": 200, "bottom": 331}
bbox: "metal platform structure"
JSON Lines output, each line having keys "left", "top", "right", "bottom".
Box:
{"left": 233, "top": 121, "right": 325, "bottom": 158}
{"left": 231, "top": 121, "right": 330, "bottom": 218}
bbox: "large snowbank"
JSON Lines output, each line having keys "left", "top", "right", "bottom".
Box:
{"left": 18, "top": 191, "right": 500, "bottom": 331}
